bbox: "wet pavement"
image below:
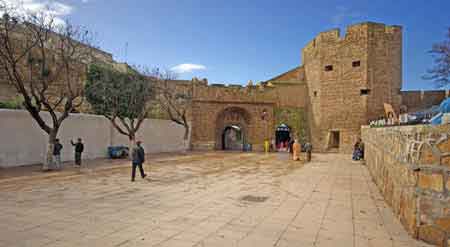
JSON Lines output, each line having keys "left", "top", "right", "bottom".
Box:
{"left": 0, "top": 152, "right": 431, "bottom": 247}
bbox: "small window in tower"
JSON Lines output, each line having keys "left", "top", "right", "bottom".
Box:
{"left": 360, "top": 89, "right": 370, "bottom": 95}
{"left": 352, "top": 61, "right": 361, "bottom": 67}
{"left": 324, "top": 65, "right": 333, "bottom": 71}
{"left": 313, "top": 91, "right": 317, "bottom": 97}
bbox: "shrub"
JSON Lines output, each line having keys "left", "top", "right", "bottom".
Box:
{"left": 0, "top": 97, "right": 24, "bottom": 109}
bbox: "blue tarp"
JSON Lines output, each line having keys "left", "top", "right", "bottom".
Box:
{"left": 430, "top": 98, "right": 450, "bottom": 125}
{"left": 441, "top": 97, "right": 450, "bottom": 113}
{"left": 107, "top": 146, "right": 129, "bottom": 159}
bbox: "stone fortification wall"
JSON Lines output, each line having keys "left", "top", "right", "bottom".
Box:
{"left": 193, "top": 83, "right": 278, "bottom": 104}
{"left": 362, "top": 125, "right": 450, "bottom": 246}
{"left": 0, "top": 109, "right": 189, "bottom": 168}
{"left": 401, "top": 90, "right": 449, "bottom": 112}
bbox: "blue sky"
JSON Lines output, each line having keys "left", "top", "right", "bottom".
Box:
{"left": 12, "top": 0, "right": 450, "bottom": 90}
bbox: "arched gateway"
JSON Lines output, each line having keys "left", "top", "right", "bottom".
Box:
{"left": 215, "top": 107, "right": 251, "bottom": 150}
{"left": 190, "top": 100, "right": 274, "bottom": 151}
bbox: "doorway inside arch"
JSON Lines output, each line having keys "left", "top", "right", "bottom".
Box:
{"left": 275, "top": 124, "right": 291, "bottom": 151}
{"left": 222, "top": 125, "right": 244, "bottom": 150}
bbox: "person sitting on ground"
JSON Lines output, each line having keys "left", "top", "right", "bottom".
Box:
{"left": 352, "top": 138, "right": 364, "bottom": 161}
{"left": 359, "top": 141, "right": 365, "bottom": 160}
{"left": 70, "top": 138, "right": 84, "bottom": 166}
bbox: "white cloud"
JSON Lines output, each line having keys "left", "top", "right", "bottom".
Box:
{"left": 170, "top": 63, "right": 206, "bottom": 74}
{"left": 1, "top": 0, "right": 73, "bottom": 26}
{"left": 331, "top": 6, "right": 361, "bottom": 25}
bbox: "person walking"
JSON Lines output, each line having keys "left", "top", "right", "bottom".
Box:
{"left": 70, "top": 138, "right": 84, "bottom": 166}
{"left": 53, "top": 139, "right": 63, "bottom": 170}
{"left": 131, "top": 141, "right": 147, "bottom": 182}
{"left": 304, "top": 141, "right": 312, "bottom": 162}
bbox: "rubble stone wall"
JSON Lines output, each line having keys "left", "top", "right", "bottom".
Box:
{"left": 362, "top": 125, "right": 450, "bottom": 246}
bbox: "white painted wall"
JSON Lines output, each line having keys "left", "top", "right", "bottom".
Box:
{"left": 0, "top": 109, "right": 190, "bottom": 167}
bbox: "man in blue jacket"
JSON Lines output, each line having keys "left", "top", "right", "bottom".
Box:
{"left": 131, "top": 141, "right": 147, "bottom": 182}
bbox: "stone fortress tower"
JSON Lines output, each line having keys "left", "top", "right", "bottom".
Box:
{"left": 301, "top": 22, "right": 403, "bottom": 153}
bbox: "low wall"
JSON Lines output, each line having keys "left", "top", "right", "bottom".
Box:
{"left": 401, "top": 90, "right": 449, "bottom": 112}
{"left": 362, "top": 125, "right": 450, "bottom": 246}
{"left": 0, "top": 109, "right": 189, "bottom": 168}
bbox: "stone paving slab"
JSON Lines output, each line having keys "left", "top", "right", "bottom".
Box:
{"left": 0, "top": 152, "right": 433, "bottom": 247}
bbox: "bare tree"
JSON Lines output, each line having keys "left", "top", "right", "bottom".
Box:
{"left": 0, "top": 2, "right": 96, "bottom": 170}
{"left": 153, "top": 70, "right": 192, "bottom": 148}
{"left": 424, "top": 27, "right": 450, "bottom": 88}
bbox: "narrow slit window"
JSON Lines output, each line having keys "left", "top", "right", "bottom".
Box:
{"left": 313, "top": 91, "right": 317, "bottom": 97}
{"left": 352, "top": 61, "right": 361, "bottom": 67}
{"left": 324, "top": 65, "right": 333, "bottom": 71}
{"left": 360, "top": 89, "right": 370, "bottom": 95}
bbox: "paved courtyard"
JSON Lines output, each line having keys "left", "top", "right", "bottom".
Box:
{"left": 0, "top": 152, "right": 431, "bottom": 247}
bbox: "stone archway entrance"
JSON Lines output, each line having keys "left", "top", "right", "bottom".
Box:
{"left": 222, "top": 125, "right": 243, "bottom": 150}
{"left": 216, "top": 107, "right": 251, "bottom": 150}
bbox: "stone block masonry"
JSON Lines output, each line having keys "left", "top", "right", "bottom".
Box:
{"left": 362, "top": 125, "right": 450, "bottom": 246}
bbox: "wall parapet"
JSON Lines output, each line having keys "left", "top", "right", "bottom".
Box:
{"left": 302, "top": 22, "right": 402, "bottom": 62}
{"left": 361, "top": 125, "right": 450, "bottom": 246}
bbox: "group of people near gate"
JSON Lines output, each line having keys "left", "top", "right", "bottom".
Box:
{"left": 274, "top": 134, "right": 313, "bottom": 162}
{"left": 288, "top": 139, "right": 312, "bottom": 162}
{"left": 276, "top": 135, "right": 364, "bottom": 162}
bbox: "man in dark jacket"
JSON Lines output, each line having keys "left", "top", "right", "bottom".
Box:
{"left": 53, "top": 139, "right": 63, "bottom": 169}
{"left": 304, "top": 141, "right": 312, "bottom": 162}
{"left": 71, "top": 138, "right": 84, "bottom": 166}
{"left": 131, "top": 141, "right": 147, "bottom": 182}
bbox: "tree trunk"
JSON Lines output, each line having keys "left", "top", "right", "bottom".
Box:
{"left": 128, "top": 134, "right": 135, "bottom": 160}
{"left": 43, "top": 130, "right": 57, "bottom": 171}
{"left": 183, "top": 125, "right": 190, "bottom": 151}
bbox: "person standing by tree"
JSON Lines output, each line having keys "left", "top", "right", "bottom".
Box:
{"left": 131, "top": 141, "right": 147, "bottom": 182}
{"left": 53, "top": 139, "right": 63, "bottom": 170}
{"left": 70, "top": 138, "right": 84, "bottom": 166}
